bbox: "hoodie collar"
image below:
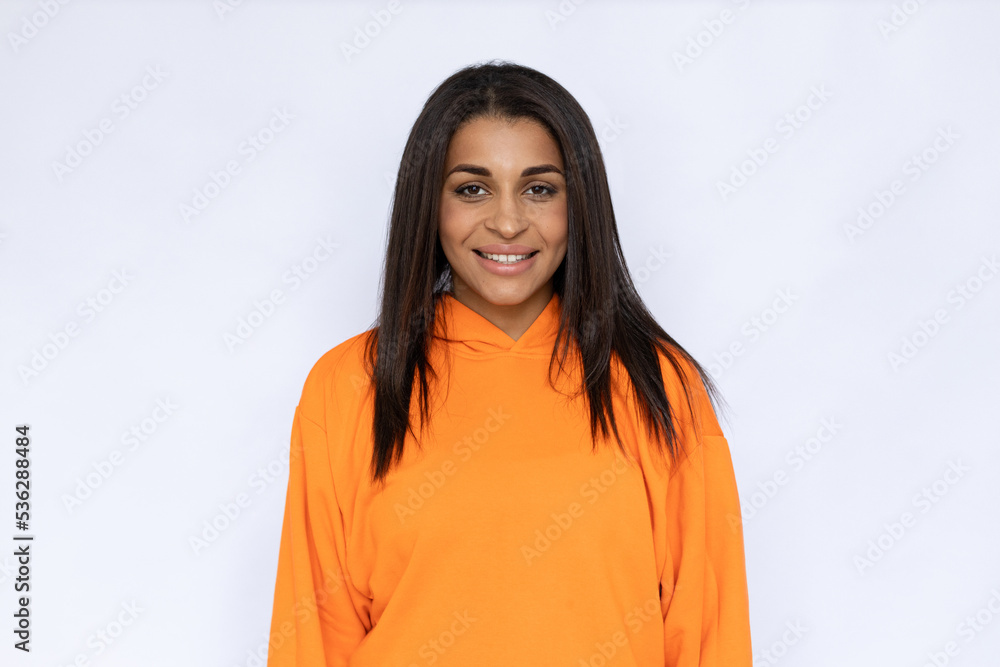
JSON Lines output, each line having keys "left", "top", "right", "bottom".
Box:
{"left": 432, "top": 291, "right": 561, "bottom": 356}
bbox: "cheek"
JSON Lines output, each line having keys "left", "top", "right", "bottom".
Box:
{"left": 539, "top": 201, "right": 569, "bottom": 248}
{"left": 437, "top": 199, "right": 462, "bottom": 247}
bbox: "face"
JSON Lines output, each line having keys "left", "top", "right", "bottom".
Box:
{"left": 438, "top": 115, "right": 568, "bottom": 313}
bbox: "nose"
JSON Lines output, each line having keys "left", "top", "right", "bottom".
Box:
{"left": 485, "top": 188, "right": 529, "bottom": 237}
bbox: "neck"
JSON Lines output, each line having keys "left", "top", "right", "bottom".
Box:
{"left": 448, "top": 281, "right": 554, "bottom": 342}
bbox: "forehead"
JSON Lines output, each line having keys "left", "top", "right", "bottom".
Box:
{"left": 444, "top": 116, "right": 563, "bottom": 168}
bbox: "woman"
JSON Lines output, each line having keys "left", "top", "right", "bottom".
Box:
{"left": 267, "top": 60, "right": 752, "bottom": 666}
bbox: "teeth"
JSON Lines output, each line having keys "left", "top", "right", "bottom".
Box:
{"left": 479, "top": 251, "right": 534, "bottom": 264}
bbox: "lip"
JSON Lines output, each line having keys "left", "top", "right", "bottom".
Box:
{"left": 472, "top": 248, "right": 538, "bottom": 276}
{"left": 474, "top": 244, "right": 537, "bottom": 254}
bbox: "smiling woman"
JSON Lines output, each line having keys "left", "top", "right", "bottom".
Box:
{"left": 438, "top": 116, "right": 569, "bottom": 340}
{"left": 266, "top": 60, "right": 753, "bottom": 666}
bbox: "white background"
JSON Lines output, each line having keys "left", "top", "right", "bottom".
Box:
{"left": 2, "top": 1, "right": 999, "bottom": 666}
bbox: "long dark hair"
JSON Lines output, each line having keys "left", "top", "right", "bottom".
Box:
{"left": 362, "top": 59, "right": 728, "bottom": 487}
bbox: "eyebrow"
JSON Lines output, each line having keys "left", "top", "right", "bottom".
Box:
{"left": 444, "top": 163, "right": 564, "bottom": 179}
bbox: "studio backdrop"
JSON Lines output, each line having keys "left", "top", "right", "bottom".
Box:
{"left": 1, "top": 1, "right": 999, "bottom": 666}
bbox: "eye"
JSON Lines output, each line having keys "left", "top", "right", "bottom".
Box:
{"left": 455, "top": 184, "right": 487, "bottom": 198}
{"left": 526, "top": 184, "right": 557, "bottom": 197}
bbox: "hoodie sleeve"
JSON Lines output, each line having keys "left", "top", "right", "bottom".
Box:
{"left": 266, "top": 404, "right": 369, "bottom": 666}
{"left": 658, "top": 359, "right": 753, "bottom": 666}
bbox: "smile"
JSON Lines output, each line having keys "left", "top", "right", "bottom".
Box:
{"left": 474, "top": 250, "right": 539, "bottom": 264}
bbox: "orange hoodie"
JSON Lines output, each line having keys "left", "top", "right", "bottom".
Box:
{"left": 266, "top": 290, "right": 752, "bottom": 666}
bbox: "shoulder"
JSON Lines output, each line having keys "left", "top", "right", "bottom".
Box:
{"left": 642, "top": 344, "right": 735, "bottom": 488}
{"left": 297, "top": 328, "right": 376, "bottom": 430}
{"left": 652, "top": 342, "right": 724, "bottom": 440}
{"left": 610, "top": 339, "right": 723, "bottom": 438}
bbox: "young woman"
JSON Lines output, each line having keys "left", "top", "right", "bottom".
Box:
{"left": 267, "top": 60, "right": 752, "bottom": 666}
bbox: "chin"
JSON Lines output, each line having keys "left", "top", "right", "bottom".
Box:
{"left": 477, "top": 285, "right": 542, "bottom": 306}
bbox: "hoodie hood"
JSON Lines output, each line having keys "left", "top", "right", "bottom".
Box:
{"left": 432, "top": 291, "right": 562, "bottom": 357}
